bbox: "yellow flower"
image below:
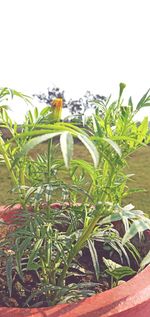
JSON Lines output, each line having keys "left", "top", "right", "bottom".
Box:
{"left": 51, "top": 98, "right": 63, "bottom": 122}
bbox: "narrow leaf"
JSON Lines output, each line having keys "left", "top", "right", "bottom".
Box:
{"left": 60, "top": 132, "right": 74, "bottom": 169}
{"left": 104, "top": 138, "right": 122, "bottom": 157}
{"left": 77, "top": 134, "right": 99, "bottom": 167}
{"left": 136, "top": 89, "right": 150, "bottom": 111}
{"left": 6, "top": 255, "right": 13, "bottom": 296}
{"left": 19, "top": 237, "right": 33, "bottom": 257}
{"left": 122, "top": 220, "right": 150, "bottom": 244}
{"left": 137, "top": 117, "right": 148, "bottom": 143}
{"left": 27, "top": 239, "right": 43, "bottom": 269}
{"left": 140, "top": 251, "right": 150, "bottom": 270}
{"left": 128, "top": 96, "right": 133, "bottom": 112}
{"left": 88, "top": 240, "right": 100, "bottom": 281}
{"left": 34, "top": 107, "right": 39, "bottom": 119}
{"left": 14, "top": 132, "right": 62, "bottom": 163}
{"left": 92, "top": 116, "right": 104, "bottom": 137}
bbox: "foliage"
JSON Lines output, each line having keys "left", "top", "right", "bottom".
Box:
{"left": 103, "top": 257, "right": 136, "bottom": 287}
{"left": 0, "top": 84, "right": 150, "bottom": 306}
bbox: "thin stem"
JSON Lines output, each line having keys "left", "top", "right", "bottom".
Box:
{"left": 48, "top": 139, "right": 52, "bottom": 183}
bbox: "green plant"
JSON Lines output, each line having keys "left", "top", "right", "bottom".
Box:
{"left": 0, "top": 92, "right": 100, "bottom": 204}
{"left": 82, "top": 84, "right": 150, "bottom": 206}
{"left": 0, "top": 84, "right": 150, "bottom": 307}
{"left": 103, "top": 257, "right": 136, "bottom": 287}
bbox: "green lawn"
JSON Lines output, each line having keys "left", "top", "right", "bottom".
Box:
{"left": 0, "top": 143, "right": 150, "bottom": 216}
{"left": 123, "top": 145, "right": 150, "bottom": 215}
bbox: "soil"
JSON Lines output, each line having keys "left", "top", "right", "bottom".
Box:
{"left": 0, "top": 210, "right": 150, "bottom": 308}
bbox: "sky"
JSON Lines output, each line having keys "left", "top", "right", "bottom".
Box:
{"left": 0, "top": 0, "right": 150, "bottom": 121}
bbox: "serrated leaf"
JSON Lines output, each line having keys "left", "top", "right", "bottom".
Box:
{"left": 60, "top": 132, "right": 74, "bottom": 169}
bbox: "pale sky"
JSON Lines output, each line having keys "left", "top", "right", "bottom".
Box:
{"left": 0, "top": 0, "right": 150, "bottom": 121}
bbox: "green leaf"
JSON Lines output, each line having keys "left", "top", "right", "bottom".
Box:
{"left": 101, "top": 212, "right": 123, "bottom": 224}
{"left": 137, "top": 117, "right": 148, "bottom": 143}
{"left": 28, "top": 110, "right": 33, "bottom": 123}
{"left": 14, "top": 132, "right": 62, "bottom": 158}
{"left": 40, "top": 106, "right": 51, "bottom": 116}
{"left": 140, "top": 251, "right": 150, "bottom": 270}
{"left": 6, "top": 255, "right": 13, "bottom": 296}
{"left": 19, "top": 236, "right": 33, "bottom": 257}
{"left": 103, "top": 257, "right": 136, "bottom": 280}
{"left": 71, "top": 159, "right": 97, "bottom": 183}
{"left": 101, "top": 204, "right": 143, "bottom": 225}
{"left": 26, "top": 262, "right": 41, "bottom": 270}
{"left": 136, "top": 89, "right": 150, "bottom": 111}
{"left": 107, "top": 266, "right": 135, "bottom": 280}
{"left": 128, "top": 96, "right": 133, "bottom": 112}
{"left": 27, "top": 239, "right": 43, "bottom": 269}
{"left": 88, "top": 240, "right": 100, "bottom": 281}
{"left": 103, "top": 138, "right": 122, "bottom": 157}
{"left": 92, "top": 116, "right": 104, "bottom": 137}
{"left": 103, "top": 257, "right": 121, "bottom": 271}
{"left": 25, "top": 186, "right": 37, "bottom": 201}
{"left": 77, "top": 134, "right": 99, "bottom": 168}
{"left": 13, "top": 89, "right": 32, "bottom": 105}
{"left": 60, "top": 132, "right": 74, "bottom": 169}
{"left": 34, "top": 107, "right": 39, "bottom": 119}
{"left": 122, "top": 219, "right": 150, "bottom": 244}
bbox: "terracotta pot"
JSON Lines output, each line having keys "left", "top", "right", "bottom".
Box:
{"left": 0, "top": 205, "right": 150, "bottom": 317}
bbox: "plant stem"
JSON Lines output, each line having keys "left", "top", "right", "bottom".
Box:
{"left": 48, "top": 139, "right": 52, "bottom": 183}
{"left": 58, "top": 201, "right": 106, "bottom": 286}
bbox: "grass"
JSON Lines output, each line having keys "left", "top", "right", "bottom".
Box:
{"left": 0, "top": 143, "right": 150, "bottom": 216}
{"left": 123, "top": 145, "right": 150, "bottom": 215}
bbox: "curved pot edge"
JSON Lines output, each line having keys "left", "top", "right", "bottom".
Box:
{"left": 0, "top": 205, "right": 150, "bottom": 317}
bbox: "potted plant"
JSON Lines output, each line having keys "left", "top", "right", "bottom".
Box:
{"left": 0, "top": 84, "right": 150, "bottom": 316}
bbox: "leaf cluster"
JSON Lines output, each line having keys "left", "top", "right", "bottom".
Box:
{"left": 0, "top": 84, "right": 150, "bottom": 306}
